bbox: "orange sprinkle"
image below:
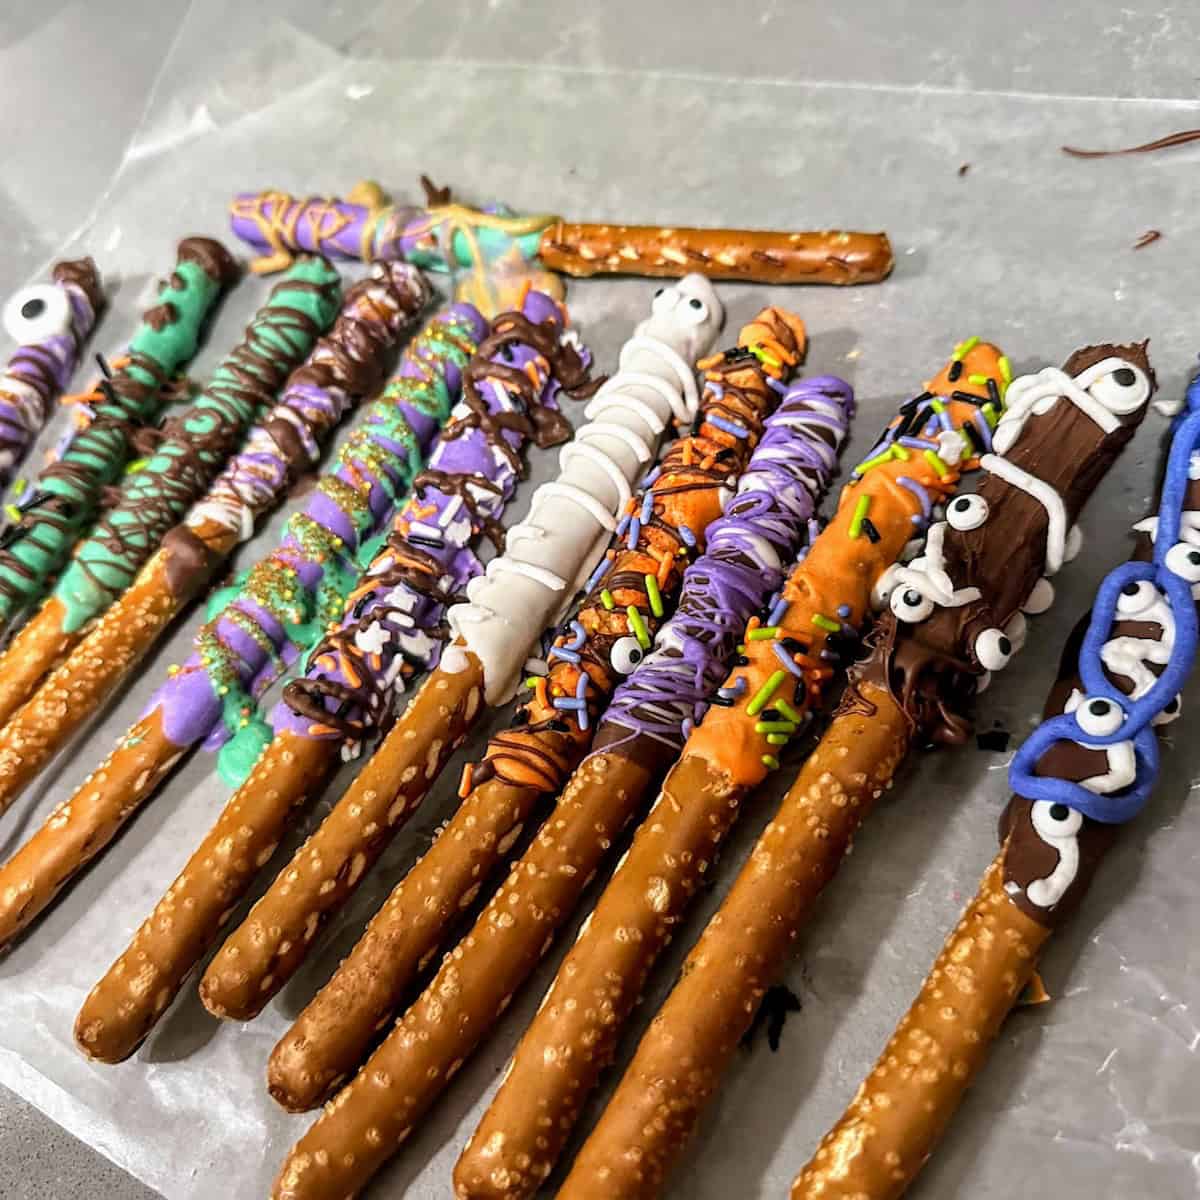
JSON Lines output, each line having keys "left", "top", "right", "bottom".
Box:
{"left": 656, "top": 554, "right": 671, "bottom": 586}
{"left": 699, "top": 453, "right": 717, "bottom": 471}
{"left": 517, "top": 277, "right": 533, "bottom": 308}
{"left": 307, "top": 723, "right": 343, "bottom": 738}
{"left": 523, "top": 360, "right": 541, "bottom": 389}
{"left": 534, "top": 677, "right": 550, "bottom": 711}
{"left": 682, "top": 442, "right": 695, "bottom": 467}
{"left": 458, "top": 764, "right": 474, "bottom": 798}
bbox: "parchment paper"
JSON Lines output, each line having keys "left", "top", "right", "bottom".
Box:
{"left": 0, "top": 2, "right": 1199, "bottom": 1197}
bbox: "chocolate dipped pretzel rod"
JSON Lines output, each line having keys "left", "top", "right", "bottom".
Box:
{"left": 794, "top": 364, "right": 1194, "bottom": 1200}
{"left": 230, "top": 181, "right": 893, "bottom": 309}
{"left": 0, "top": 238, "right": 236, "bottom": 632}
{"left": 252, "top": 307, "right": 804, "bottom": 1104}
{"left": 560, "top": 343, "right": 1158, "bottom": 1200}
{"left": 0, "top": 303, "right": 486, "bottom": 959}
{"left": 70, "top": 297, "right": 592, "bottom": 1062}
{"left": 0, "top": 259, "right": 103, "bottom": 487}
{"left": 267, "top": 376, "right": 852, "bottom": 1200}
{"left": 452, "top": 339, "right": 1013, "bottom": 1199}
{"left": 0, "top": 264, "right": 429, "bottom": 806}
{"left": 199, "top": 293, "right": 599, "bottom": 1021}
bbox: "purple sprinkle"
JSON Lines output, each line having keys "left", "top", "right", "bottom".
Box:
{"left": 641, "top": 466, "right": 662, "bottom": 488}
{"left": 585, "top": 556, "right": 612, "bottom": 593}
{"left": 910, "top": 513, "right": 923, "bottom": 526}
{"left": 575, "top": 672, "right": 589, "bottom": 700}
{"left": 773, "top": 641, "right": 805, "bottom": 677}
{"left": 553, "top": 697, "right": 586, "bottom": 711}
{"left": 898, "top": 435, "right": 934, "bottom": 451}
{"left": 836, "top": 604, "right": 851, "bottom": 618}
{"left": 640, "top": 491, "right": 655, "bottom": 522}
{"left": 820, "top": 648, "right": 838, "bottom": 661}
{"left": 708, "top": 414, "right": 749, "bottom": 439}
{"left": 549, "top": 645, "right": 581, "bottom": 664}
{"left": 616, "top": 513, "right": 631, "bottom": 536}
{"left": 678, "top": 524, "right": 697, "bottom": 547}
{"left": 766, "top": 376, "right": 789, "bottom": 396}
{"left": 681, "top": 718, "right": 694, "bottom": 739}
{"left": 565, "top": 620, "right": 587, "bottom": 650}
{"left": 768, "top": 595, "right": 790, "bottom": 626}
{"left": 972, "top": 410, "right": 993, "bottom": 451}
{"left": 627, "top": 517, "right": 642, "bottom": 550}
{"left": 896, "top": 475, "right": 932, "bottom": 517}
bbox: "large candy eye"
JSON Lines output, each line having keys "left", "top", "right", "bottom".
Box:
{"left": 975, "top": 627, "right": 1014, "bottom": 671}
{"left": 1087, "top": 361, "right": 1150, "bottom": 414}
{"left": 1022, "top": 577, "right": 1054, "bottom": 615}
{"left": 945, "top": 493, "right": 989, "bottom": 532}
{"left": 1031, "top": 799, "right": 1083, "bottom": 840}
{"left": 1164, "top": 541, "right": 1200, "bottom": 583}
{"left": 3, "top": 284, "right": 71, "bottom": 344}
{"left": 609, "top": 636, "right": 645, "bottom": 675}
{"left": 1153, "top": 694, "right": 1182, "bottom": 726}
{"left": 680, "top": 295, "right": 710, "bottom": 327}
{"left": 650, "top": 286, "right": 680, "bottom": 316}
{"left": 1116, "top": 579, "right": 1160, "bottom": 615}
{"left": 1074, "top": 695, "right": 1124, "bottom": 737}
{"left": 890, "top": 587, "right": 934, "bottom": 623}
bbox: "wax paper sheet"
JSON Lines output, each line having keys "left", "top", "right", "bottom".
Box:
{"left": 1, "top": 2, "right": 1199, "bottom": 1198}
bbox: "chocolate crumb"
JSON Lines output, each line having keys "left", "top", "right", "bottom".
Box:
{"left": 742, "top": 983, "right": 802, "bottom": 1052}
{"left": 957, "top": 163, "right": 970, "bottom": 176}
{"left": 976, "top": 726, "right": 1011, "bottom": 752}
{"left": 1133, "top": 230, "right": 1162, "bottom": 250}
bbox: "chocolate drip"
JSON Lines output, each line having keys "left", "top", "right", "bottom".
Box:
{"left": 51, "top": 257, "right": 103, "bottom": 312}
{"left": 160, "top": 525, "right": 224, "bottom": 600}
{"left": 175, "top": 236, "right": 239, "bottom": 287}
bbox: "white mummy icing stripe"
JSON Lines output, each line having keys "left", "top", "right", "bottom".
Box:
{"left": 446, "top": 275, "right": 724, "bottom": 704}
{"left": 1025, "top": 800, "right": 1084, "bottom": 909}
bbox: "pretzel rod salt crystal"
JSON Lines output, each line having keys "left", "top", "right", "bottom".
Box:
{"left": 249, "top": 310, "right": 801, "bottom": 1077}
{"left": 0, "top": 239, "right": 236, "bottom": 633}
{"left": 0, "top": 259, "right": 103, "bottom": 487}
{"left": 0, "top": 264, "right": 429, "bottom": 806}
{"left": 199, "top": 294, "right": 597, "bottom": 1020}
{"left": 231, "top": 181, "right": 894, "bottom": 307}
{"left": 794, "top": 368, "right": 1195, "bottom": 1200}
{"left": 0, "top": 309, "right": 486, "bottom": 961}
{"left": 71, "top": 297, "right": 589, "bottom": 1063}
{"left": 266, "top": 379, "right": 851, "bottom": 1200}
{"left": 453, "top": 340, "right": 1013, "bottom": 1199}
{"left": 560, "top": 343, "right": 1158, "bottom": 1200}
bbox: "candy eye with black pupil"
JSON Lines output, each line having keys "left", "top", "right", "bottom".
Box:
{"left": 680, "top": 295, "right": 710, "bottom": 326}
{"left": 3, "top": 283, "right": 71, "bottom": 344}
{"left": 1087, "top": 360, "right": 1149, "bottom": 414}
{"left": 1116, "top": 579, "right": 1159, "bottom": 615}
{"left": 1112, "top": 368, "right": 1136, "bottom": 386}
{"left": 690, "top": 298, "right": 703, "bottom": 309}
{"left": 890, "top": 587, "right": 934, "bottom": 623}
{"left": 1032, "top": 799, "right": 1083, "bottom": 839}
{"left": 1049, "top": 803, "right": 1071, "bottom": 822}
{"left": 975, "top": 628, "right": 1014, "bottom": 671}
{"left": 946, "top": 493, "right": 989, "bottom": 532}
{"left": 1164, "top": 541, "right": 1200, "bottom": 582}
{"left": 1075, "top": 695, "right": 1124, "bottom": 737}
{"left": 609, "top": 636, "right": 645, "bottom": 675}
{"left": 1153, "top": 695, "right": 1182, "bottom": 726}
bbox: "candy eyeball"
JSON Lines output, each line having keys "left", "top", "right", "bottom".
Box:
{"left": 1031, "top": 798, "right": 1084, "bottom": 840}
{"left": 1164, "top": 541, "right": 1200, "bottom": 583}
{"left": 609, "top": 636, "right": 646, "bottom": 675}
{"left": 1116, "top": 579, "right": 1160, "bottom": 616}
{"left": 890, "top": 586, "right": 935, "bottom": 623}
{"left": 1153, "top": 694, "right": 1183, "bottom": 726}
{"left": 650, "top": 286, "right": 680, "bottom": 316}
{"left": 680, "top": 295, "right": 710, "bottom": 327}
{"left": 3, "top": 284, "right": 71, "bottom": 344}
{"left": 1074, "top": 694, "right": 1125, "bottom": 737}
{"left": 871, "top": 564, "right": 901, "bottom": 611}
{"left": 946, "top": 493, "right": 989, "bottom": 532}
{"left": 1087, "top": 360, "right": 1150, "bottom": 415}
{"left": 975, "top": 627, "right": 1014, "bottom": 671}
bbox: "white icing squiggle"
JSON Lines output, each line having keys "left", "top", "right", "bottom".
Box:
{"left": 446, "top": 276, "right": 724, "bottom": 703}
{"left": 979, "top": 452, "right": 1070, "bottom": 574}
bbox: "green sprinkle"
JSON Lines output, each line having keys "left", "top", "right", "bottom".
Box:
{"left": 644, "top": 573, "right": 664, "bottom": 618}
{"left": 761, "top": 754, "right": 781, "bottom": 770}
{"left": 998, "top": 354, "right": 1013, "bottom": 385}
{"left": 124, "top": 457, "right": 149, "bottom": 474}
{"left": 952, "top": 335, "right": 980, "bottom": 361}
{"left": 3, "top": 505, "right": 18, "bottom": 523}
{"left": 923, "top": 449, "right": 950, "bottom": 478}
{"left": 626, "top": 604, "right": 652, "bottom": 649}
{"left": 524, "top": 676, "right": 541, "bottom": 690}
{"left": 891, "top": 443, "right": 910, "bottom": 460}
{"left": 854, "top": 449, "right": 894, "bottom": 475}
{"left": 746, "top": 669, "right": 787, "bottom": 716}
{"left": 766, "top": 734, "right": 790, "bottom": 746}
{"left": 982, "top": 402, "right": 999, "bottom": 429}
{"left": 775, "top": 699, "right": 803, "bottom": 724}
{"left": 737, "top": 644, "right": 747, "bottom": 655}
{"left": 812, "top": 613, "right": 840, "bottom": 633}
{"left": 755, "top": 721, "right": 798, "bottom": 734}
{"left": 848, "top": 494, "right": 871, "bottom": 539}
{"left": 930, "top": 398, "right": 946, "bottom": 414}
{"left": 967, "top": 373, "right": 989, "bottom": 386}
{"left": 600, "top": 589, "right": 615, "bottom": 611}
{"left": 748, "top": 626, "right": 781, "bottom": 641}
{"left": 11, "top": 479, "right": 25, "bottom": 497}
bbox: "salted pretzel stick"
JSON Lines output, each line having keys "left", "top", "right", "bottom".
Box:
{"left": 230, "top": 180, "right": 893, "bottom": 309}
{"left": 0, "top": 264, "right": 429, "bottom": 804}
{"left": 453, "top": 339, "right": 1012, "bottom": 1198}
{"left": 267, "top": 377, "right": 852, "bottom": 1200}
{"left": 0, "top": 305, "right": 487, "bottom": 959}
{"left": 199, "top": 295, "right": 599, "bottom": 1019}
{"left": 0, "top": 238, "right": 235, "bottom": 632}
{"left": 794, "top": 367, "right": 1197, "bottom": 1200}
{"left": 211, "top": 307, "right": 799, "bottom": 1031}
{"left": 0, "top": 258, "right": 103, "bottom": 488}
{"left": 560, "top": 343, "right": 1158, "bottom": 1199}
{"left": 71, "top": 297, "right": 592, "bottom": 1062}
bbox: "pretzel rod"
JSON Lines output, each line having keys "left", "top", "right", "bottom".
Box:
{"left": 261, "top": 312, "right": 809, "bottom": 1121}
{"left": 230, "top": 181, "right": 893, "bottom": 307}
{"left": 452, "top": 340, "right": 1011, "bottom": 1198}
{"left": 0, "top": 264, "right": 430, "bottom": 806}
{"left": 794, "top": 373, "right": 1200, "bottom": 1200}
{"left": 70, "top": 298, "right": 593, "bottom": 1062}
{"left": 0, "top": 238, "right": 236, "bottom": 630}
{"left": 0, "top": 307, "right": 486, "bottom": 962}
{"left": 0, "top": 258, "right": 103, "bottom": 488}
{"left": 198, "top": 300, "right": 597, "bottom": 1021}
{"left": 559, "top": 343, "right": 1158, "bottom": 1199}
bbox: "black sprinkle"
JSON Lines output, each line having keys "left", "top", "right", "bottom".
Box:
{"left": 709, "top": 694, "right": 735, "bottom": 707}
{"left": 948, "top": 360, "right": 963, "bottom": 382}
{"left": 406, "top": 535, "right": 444, "bottom": 550}
{"left": 950, "top": 389, "right": 986, "bottom": 407}
{"left": 962, "top": 421, "right": 985, "bottom": 454}
{"left": 986, "top": 377, "right": 1001, "bottom": 408}
{"left": 741, "top": 984, "right": 803, "bottom": 1052}
{"left": 976, "top": 727, "right": 1011, "bottom": 752}
{"left": 95, "top": 352, "right": 113, "bottom": 379}
{"left": 861, "top": 517, "right": 881, "bottom": 543}
{"left": 911, "top": 391, "right": 934, "bottom": 405}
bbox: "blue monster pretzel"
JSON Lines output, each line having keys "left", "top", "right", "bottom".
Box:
{"left": 1010, "top": 379, "right": 1200, "bottom": 824}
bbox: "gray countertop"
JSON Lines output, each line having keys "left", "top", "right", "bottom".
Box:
{"left": 3, "top": 2, "right": 1200, "bottom": 1198}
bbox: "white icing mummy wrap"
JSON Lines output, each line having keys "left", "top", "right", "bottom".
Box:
{"left": 445, "top": 276, "right": 724, "bottom": 703}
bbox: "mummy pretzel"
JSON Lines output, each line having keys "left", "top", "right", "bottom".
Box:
{"left": 450, "top": 340, "right": 1009, "bottom": 1198}
{"left": 794, "top": 358, "right": 1191, "bottom": 1200}
{"left": 71, "top": 297, "right": 596, "bottom": 1064}
{"left": 230, "top": 180, "right": 893, "bottom": 314}
{"left": 0, "top": 264, "right": 429, "bottom": 809}
{"left": 266, "top": 374, "right": 852, "bottom": 1200}
{"left": 258, "top": 308, "right": 811, "bottom": 1121}
{"left": 560, "top": 343, "right": 1156, "bottom": 1200}
{"left": 0, "top": 303, "right": 488, "bottom": 959}
{"left": 0, "top": 259, "right": 102, "bottom": 488}
{"left": 0, "top": 238, "right": 236, "bottom": 630}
